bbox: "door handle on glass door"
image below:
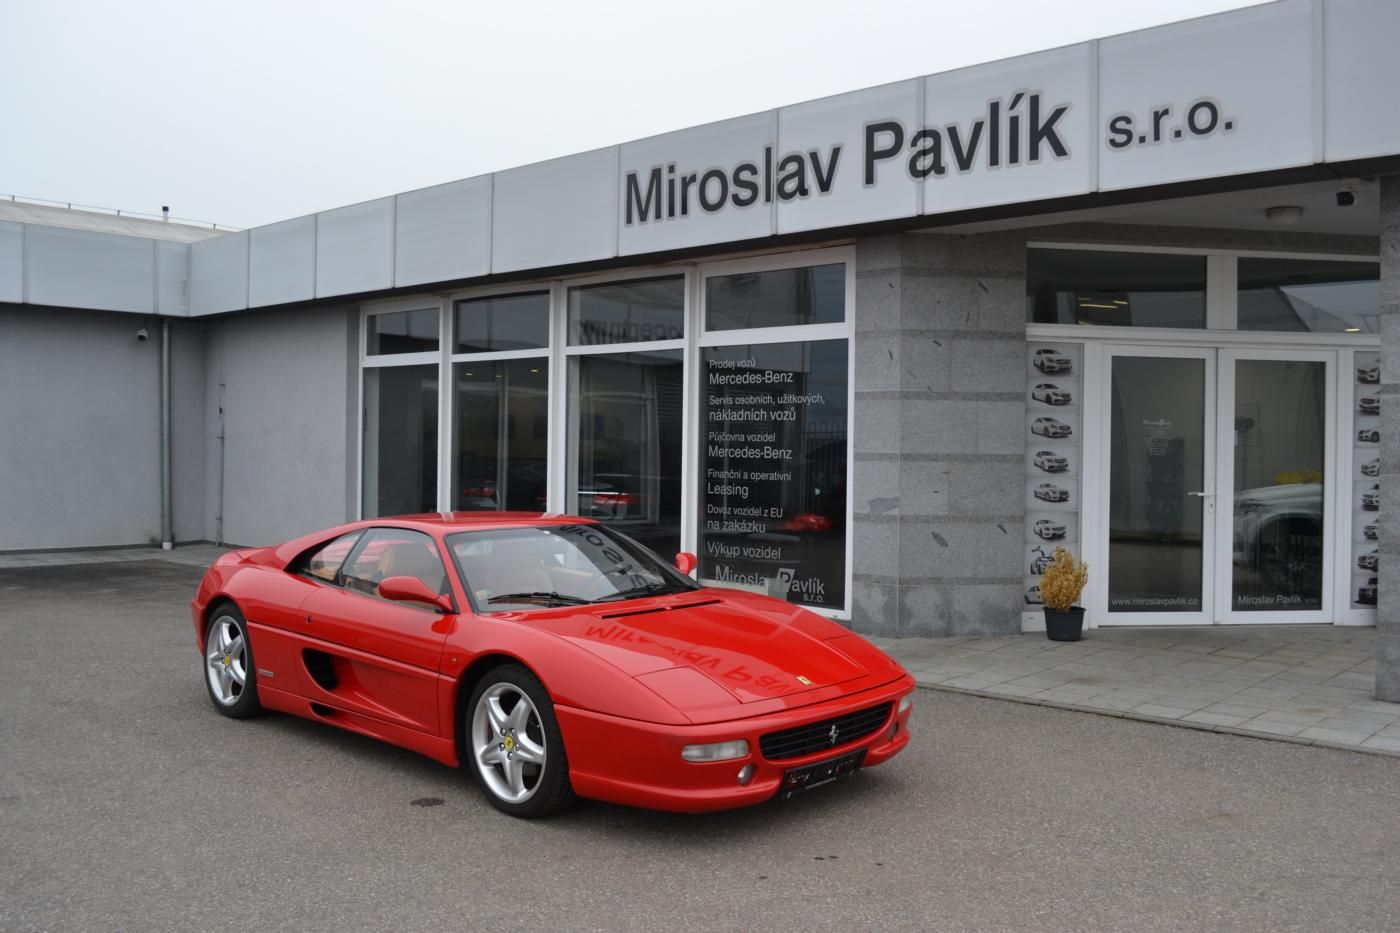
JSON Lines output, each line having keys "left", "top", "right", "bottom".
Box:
{"left": 1186, "top": 491, "right": 1213, "bottom": 497}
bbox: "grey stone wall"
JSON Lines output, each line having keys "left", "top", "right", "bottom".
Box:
{"left": 1378, "top": 175, "right": 1400, "bottom": 701}
{"left": 850, "top": 232, "right": 1027, "bottom": 637}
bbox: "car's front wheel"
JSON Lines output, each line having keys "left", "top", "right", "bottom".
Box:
{"left": 465, "top": 664, "right": 575, "bottom": 818}
{"left": 203, "top": 605, "right": 262, "bottom": 719}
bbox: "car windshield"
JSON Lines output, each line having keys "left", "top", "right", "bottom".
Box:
{"left": 447, "top": 523, "right": 699, "bottom": 611}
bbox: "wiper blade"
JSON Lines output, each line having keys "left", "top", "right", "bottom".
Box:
{"left": 593, "top": 582, "right": 690, "bottom": 603}
{"left": 486, "top": 591, "right": 592, "bottom": 606}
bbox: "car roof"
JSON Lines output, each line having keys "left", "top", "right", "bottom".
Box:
{"left": 270, "top": 512, "right": 595, "bottom": 566}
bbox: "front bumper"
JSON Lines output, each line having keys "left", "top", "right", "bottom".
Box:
{"left": 555, "top": 675, "right": 916, "bottom": 812}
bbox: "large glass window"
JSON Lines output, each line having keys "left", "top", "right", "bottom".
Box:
{"left": 1238, "top": 258, "right": 1380, "bottom": 333}
{"left": 455, "top": 292, "right": 550, "bottom": 353}
{"left": 367, "top": 307, "right": 439, "bottom": 354}
{"left": 362, "top": 364, "right": 438, "bottom": 517}
{"left": 706, "top": 263, "right": 845, "bottom": 331}
{"left": 1027, "top": 249, "right": 1207, "bottom": 327}
{"left": 569, "top": 350, "right": 684, "bottom": 558}
{"left": 568, "top": 276, "right": 685, "bottom": 346}
{"left": 698, "top": 340, "right": 848, "bottom": 610}
{"left": 361, "top": 255, "right": 853, "bottom": 615}
{"left": 453, "top": 360, "right": 549, "bottom": 511}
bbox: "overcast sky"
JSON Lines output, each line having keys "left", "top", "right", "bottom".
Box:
{"left": 2, "top": 0, "right": 1265, "bottom": 230}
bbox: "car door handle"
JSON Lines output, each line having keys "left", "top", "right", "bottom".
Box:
{"left": 305, "top": 614, "right": 313, "bottom": 624}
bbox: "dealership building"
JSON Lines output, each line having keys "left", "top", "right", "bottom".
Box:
{"left": 5, "top": 0, "right": 1400, "bottom": 695}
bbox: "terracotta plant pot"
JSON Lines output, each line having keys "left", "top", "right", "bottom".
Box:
{"left": 1043, "top": 606, "right": 1085, "bottom": 642}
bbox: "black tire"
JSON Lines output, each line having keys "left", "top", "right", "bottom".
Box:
{"left": 203, "top": 604, "right": 262, "bottom": 719}
{"left": 463, "top": 664, "right": 575, "bottom": 818}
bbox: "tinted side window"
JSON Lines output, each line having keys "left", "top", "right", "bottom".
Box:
{"left": 341, "top": 529, "right": 448, "bottom": 599}
{"left": 297, "top": 532, "right": 363, "bottom": 582}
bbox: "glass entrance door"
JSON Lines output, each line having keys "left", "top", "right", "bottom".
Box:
{"left": 1097, "top": 346, "right": 1334, "bottom": 626}
{"left": 1215, "top": 350, "right": 1333, "bottom": 623}
{"left": 1102, "top": 347, "right": 1216, "bottom": 625}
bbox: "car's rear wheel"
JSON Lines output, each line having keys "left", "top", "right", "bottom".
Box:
{"left": 465, "top": 665, "right": 575, "bottom": 818}
{"left": 203, "top": 605, "right": 262, "bottom": 719}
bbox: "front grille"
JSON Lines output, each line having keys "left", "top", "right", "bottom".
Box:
{"left": 759, "top": 702, "right": 892, "bottom": 761}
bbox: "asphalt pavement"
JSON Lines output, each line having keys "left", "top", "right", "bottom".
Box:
{"left": 3, "top": 560, "right": 1400, "bottom": 932}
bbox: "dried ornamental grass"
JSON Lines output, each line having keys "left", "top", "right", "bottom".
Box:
{"left": 1039, "top": 546, "right": 1088, "bottom": 611}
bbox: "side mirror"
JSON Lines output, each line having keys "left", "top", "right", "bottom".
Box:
{"left": 673, "top": 552, "right": 697, "bottom": 576}
{"left": 379, "top": 575, "right": 453, "bottom": 612}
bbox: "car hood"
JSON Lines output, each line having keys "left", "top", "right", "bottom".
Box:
{"left": 510, "top": 587, "right": 903, "bottom": 722}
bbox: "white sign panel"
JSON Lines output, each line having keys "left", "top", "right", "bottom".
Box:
{"left": 776, "top": 79, "right": 922, "bottom": 234}
{"left": 1324, "top": 0, "right": 1400, "bottom": 162}
{"left": 618, "top": 112, "right": 776, "bottom": 255}
{"left": 921, "top": 44, "right": 1095, "bottom": 216}
{"left": 494, "top": 147, "right": 618, "bottom": 274}
{"left": 1097, "top": 0, "right": 1317, "bottom": 192}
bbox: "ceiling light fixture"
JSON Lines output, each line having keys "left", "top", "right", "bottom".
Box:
{"left": 1265, "top": 205, "right": 1304, "bottom": 225}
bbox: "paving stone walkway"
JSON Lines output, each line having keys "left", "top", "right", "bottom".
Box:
{"left": 871, "top": 625, "right": 1400, "bottom": 756}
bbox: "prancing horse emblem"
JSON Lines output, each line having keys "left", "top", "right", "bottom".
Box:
{"left": 828, "top": 724, "right": 840, "bottom": 745}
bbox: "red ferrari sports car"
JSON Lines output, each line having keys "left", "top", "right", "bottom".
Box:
{"left": 193, "top": 513, "right": 914, "bottom": 818}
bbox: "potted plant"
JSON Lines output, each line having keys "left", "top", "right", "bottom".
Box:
{"left": 1039, "top": 545, "right": 1089, "bottom": 642}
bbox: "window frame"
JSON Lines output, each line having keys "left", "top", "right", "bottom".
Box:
{"left": 695, "top": 246, "right": 857, "bottom": 619}
{"left": 358, "top": 245, "right": 858, "bottom": 619}
{"left": 1026, "top": 242, "right": 1381, "bottom": 340}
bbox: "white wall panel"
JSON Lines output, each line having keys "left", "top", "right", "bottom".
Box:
{"left": 1098, "top": 0, "right": 1317, "bottom": 192}
{"left": 778, "top": 80, "right": 921, "bottom": 233}
{"left": 190, "top": 231, "right": 249, "bottom": 315}
{"left": 0, "top": 221, "right": 21, "bottom": 303}
{"left": 395, "top": 177, "right": 491, "bottom": 287}
{"left": 27, "top": 225, "right": 155, "bottom": 313}
{"left": 249, "top": 215, "right": 315, "bottom": 307}
{"left": 155, "top": 241, "right": 189, "bottom": 315}
{"left": 492, "top": 148, "right": 617, "bottom": 273}
{"left": 922, "top": 45, "right": 1095, "bottom": 216}
{"left": 618, "top": 113, "right": 775, "bottom": 255}
{"left": 1324, "top": 0, "right": 1400, "bottom": 162}
{"left": 316, "top": 197, "right": 394, "bottom": 298}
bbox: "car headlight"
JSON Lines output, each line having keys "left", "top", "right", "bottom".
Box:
{"left": 898, "top": 693, "right": 914, "bottom": 715}
{"left": 681, "top": 739, "right": 750, "bottom": 762}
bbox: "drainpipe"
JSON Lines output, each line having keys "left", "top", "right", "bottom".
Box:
{"left": 160, "top": 318, "right": 173, "bottom": 550}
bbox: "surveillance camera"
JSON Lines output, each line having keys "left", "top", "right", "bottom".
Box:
{"left": 1336, "top": 188, "right": 1357, "bottom": 208}
{"left": 136, "top": 327, "right": 149, "bottom": 341}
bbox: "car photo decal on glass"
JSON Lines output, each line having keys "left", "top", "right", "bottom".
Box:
{"left": 1031, "top": 383, "right": 1073, "bottom": 406}
{"left": 1364, "top": 522, "right": 1379, "bottom": 540}
{"left": 1362, "top": 484, "right": 1380, "bottom": 511}
{"left": 1024, "top": 583, "right": 1043, "bottom": 605}
{"left": 1358, "top": 550, "right": 1379, "bottom": 571}
{"left": 1032, "top": 518, "right": 1067, "bottom": 540}
{"left": 1358, "top": 577, "right": 1378, "bottom": 605}
{"left": 1358, "top": 364, "right": 1379, "bottom": 384}
{"left": 1030, "top": 416, "right": 1073, "bottom": 438}
{"left": 1032, "top": 348, "right": 1073, "bottom": 374}
{"left": 1032, "top": 450, "right": 1070, "bottom": 473}
{"left": 1358, "top": 426, "right": 1380, "bottom": 443}
{"left": 1359, "top": 394, "right": 1380, "bottom": 415}
{"left": 1032, "top": 483, "right": 1070, "bottom": 502}
{"left": 1362, "top": 458, "right": 1381, "bottom": 477}
{"left": 1029, "top": 546, "right": 1054, "bottom": 575}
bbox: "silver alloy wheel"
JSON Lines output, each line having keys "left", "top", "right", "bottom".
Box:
{"left": 205, "top": 614, "right": 248, "bottom": 706}
{"left": 471, "top": 682, "right": 547, "bottom": 804}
